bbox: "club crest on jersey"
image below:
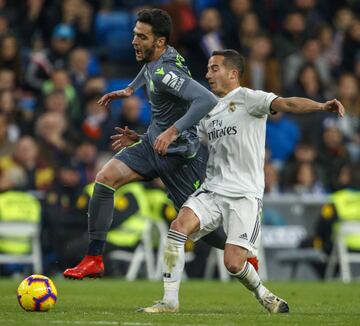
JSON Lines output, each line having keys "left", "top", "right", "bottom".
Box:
{"left": 162, "top": 71, "right": 185, "bottom": 91}
{"left": 228, "top": 102, "right": 236, "bottom": 112}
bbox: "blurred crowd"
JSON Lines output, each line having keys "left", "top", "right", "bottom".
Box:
{"left": 0, "top": 0, "right": 360, "bottom": 274}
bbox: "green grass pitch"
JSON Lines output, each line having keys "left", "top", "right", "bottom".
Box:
{"left": 1, "top": 279, "right": 360, "bottom": 325}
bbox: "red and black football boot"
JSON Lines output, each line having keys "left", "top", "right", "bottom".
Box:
{"left": 63, "top": 255, "right": 104, "bottom": 280}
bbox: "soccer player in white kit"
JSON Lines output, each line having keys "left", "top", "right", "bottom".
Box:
{"left": 138, "top": 49, "right": 345, "bottom": 314}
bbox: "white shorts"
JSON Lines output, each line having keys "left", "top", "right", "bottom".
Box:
{"left": 183, "top": 190, "right": 261, "bottom": 256}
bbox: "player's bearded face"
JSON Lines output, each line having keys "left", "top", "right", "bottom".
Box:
{"left": 132, "top": 22, "right": 157, "bottom": 62}
{"left": 141, "top": 41, "right": 157, "bottom": 62}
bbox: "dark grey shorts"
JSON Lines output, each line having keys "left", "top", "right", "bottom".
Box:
{"left": 114, "top": 134, "right": 208, "bottom": 210}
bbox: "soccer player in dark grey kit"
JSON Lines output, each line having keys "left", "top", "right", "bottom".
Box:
{"left": 64, "top": 8, "right": 229, "bottom": 279}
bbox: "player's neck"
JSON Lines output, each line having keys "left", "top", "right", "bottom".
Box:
{"left": 221, "top": 84, "right": 241, "bottom": 98}
{"left": 149, "top": 46, "right": 167, "bottom": 62}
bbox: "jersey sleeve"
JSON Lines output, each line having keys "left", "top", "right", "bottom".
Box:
{"left": 152, "top": 63, "right": 192, "bottom": 97}
{"left": 197, "top": 119, "right": 208, "bottom": 145}
{"left": 128, "top": 64, "right": 146, "bottom": 91}
{"left": 244, "top": 88, "right": 278, "bottom": 117}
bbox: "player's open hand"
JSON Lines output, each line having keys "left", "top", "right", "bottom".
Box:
{"left": 322, "top": 99, "right": 345, "bottom": 118}
{"left": 110, "top": 126, "right": 140, "bottom": 152}
{"left": 97, "top": 87, "right": 134, "bottom": 108}
{"left": 154, "top": 125, "right": 179, "bottom": 156}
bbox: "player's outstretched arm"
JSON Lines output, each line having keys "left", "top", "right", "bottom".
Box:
{"left": 271, "top": 97, "right": 345, "bottom": 117}
{"left": 154, "top": 79, "right": 218, "bottom": 155}
{"left": 110, "top": 126, "right": 141, "bottom": 152}
{"left": 97, "top": 87, "right": 134, "bottom": 108}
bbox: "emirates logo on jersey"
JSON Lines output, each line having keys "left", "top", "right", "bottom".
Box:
{"left": 228, "top": 102, "right": 236, "bottom": 112}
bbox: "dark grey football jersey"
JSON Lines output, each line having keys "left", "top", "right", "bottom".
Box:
{"left": 142, "top": 46, "right": 200, "bottom": 157}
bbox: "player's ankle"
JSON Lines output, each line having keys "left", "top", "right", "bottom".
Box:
{"left": 254, "top": 283, "right": 267, "bottom": 299}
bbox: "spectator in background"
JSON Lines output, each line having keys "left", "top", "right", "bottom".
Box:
{"left": 69, "top": 47, "right": 100, "bottom": 94}
{"left": 19, "top": 0, "right": 52, "bottom": 48}
{"left": 341, "top": 18, "right": 360, "bottom": 73}
{"left": 281, "top": 142, "right": 323, "bottom": 189}
{"left": 0, "top": 14, "right": 11, "bottom": 38}
{"left": 283, "top": 38, "right": 332, "bottom": 91}
{"left": 0, "top": 135, "right": 54, "bottom": 191}
{"left": 264, "top": 161, "right": 281, "bottom": 195}
{"left": 82, "top": 75, "right": 106, "bottom": 100}
{"left": 73, "top": 140, "right": 98, "bottom": 187}
{"left": 316, "top": 24, "right": 341, "bottom": 74}
{"left": 274, "top": 11, "right": 307, "bottom": 60}
{"left": 335, "top": 73, "right": 360, "bottom": 162}
{"left": 181, "top": 8, "right": 224, "bottom": 81}
{"left": 81, "top": 93, "right": 112, "bottom": 151}
{"left": 288, "top": 63, "right": 326, "bottom": 101}
{"left": 234, "top": 11, "right": 262, "bottom": 56}
{"left": 0, "top": 112, "right": 15, "bottom": 157}
{"left": 286, "top": 63, "right": 329, "bottom": 144}
{"left": 0, "top": 68, "right": 16, "bottom": 91}
{"left": 221, "top": 0, "right": 252, "bottom": 47}
{"left": 58, "top": 0, "right": 95, "bottom": 47}
{"left": 266, "top": 112, "right": 301, "bottom": 169}
{"left": 0, "top": 34, "right": 22, "bottom": 86}
{"left": 35, "top": 111, "right": 73, "bottom": 168}
{"left": 160, "top": 0, "right": 197, "bottom": 48}
{"left": 25, "top": 23, "right": 75, "bottom": 92}
{"left": 316, "top": 118, "right": 351, "bottom": 192}
{"left": 0, "top": 89, "right": 23, "bottom": 140}
{"left": 42, "top": 89, "right": 69, "bottom": 116}
{"left": 285, "top": 162, "right": 325, "bottom": 195}
{"left": 292, "top": 0, "right": 325, "bottom": 33}
{"left": 116, "top": 96, "right": 147, "bottom": 134}
{"left": 42, "top": 68, "right": 80, "bottom": 123}
{"left": 241, "top": 33, "right": 282, "bottom": 94}
{"left": 323, "top": 7, "right": 355, "bottom": 75}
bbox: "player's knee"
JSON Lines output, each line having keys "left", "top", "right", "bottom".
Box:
{"left": 224, "top": 251, "right": 247, "bottom": 274}
{"left": 224, "top": 259, "right": 245, "bottom": 274}
{"left": 95, "top": 169, "right": 115, "bottom": 188}
{"left": 170, "top": 218, "right": 192, "bottom": 236}
{"left": 170, "top": 218, "right": 184, "bottom": 233}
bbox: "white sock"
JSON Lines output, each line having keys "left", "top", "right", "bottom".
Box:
{"left": 229, "top": 261, "right": 267, "bottom": 299}
{"left": 162, "top": 229, "right": 187, "bottom": 306}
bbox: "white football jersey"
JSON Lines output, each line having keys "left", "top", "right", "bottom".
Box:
{"left": 198, "top": 86, "right": 277, "bottom": 198}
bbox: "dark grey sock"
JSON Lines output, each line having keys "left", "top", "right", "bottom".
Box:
{"left": 87, "top": 182, "right": 115, "bottom": 255}
{"left": 87, "top": 239, "right": 105, "bottom": 256}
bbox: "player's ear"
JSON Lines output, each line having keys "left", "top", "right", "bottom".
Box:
{"left": 229, "top": 69, "right": 238, "bottom": 81}
{"left": 156, "top": 37, "right": 166, "bottom": 48}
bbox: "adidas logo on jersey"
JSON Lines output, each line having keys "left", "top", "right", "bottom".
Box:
{"left": 239, "top": 233, "right": 248, "bottom": 240}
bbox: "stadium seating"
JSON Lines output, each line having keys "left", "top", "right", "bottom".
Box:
{"left": 95, "top": 11, "right": 137, "bottom": 62}
{"left": 0, "top": 192, "right": 42, "bottom": 274}
{"left": 325, "top": 221, "right": 360, "bottom": 282}
{"left": 107, "top": 218, "right": 168, "bottom": 281}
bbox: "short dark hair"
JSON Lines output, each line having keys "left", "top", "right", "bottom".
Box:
{"left": 137, "top": 8, "right": 172, "bottom": 43}
{"left": 212, "top": 49, "right": 245, "bottom": 80}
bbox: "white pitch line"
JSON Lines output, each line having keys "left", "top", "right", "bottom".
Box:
{"left": 121, "top": 323, "right": 154, "bottom": 326}
{"left": 49, "top": 321, "right": 119, "bottom": 325}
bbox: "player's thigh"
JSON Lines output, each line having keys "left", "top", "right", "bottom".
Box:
{"left": 110, "top": 136, "right": 159, "bottom": 188}
{"left": 158, "top": 145, "right": 208, "bottom": 209}
{"left": 222, "top": 196, "right": 261, "bottom": 256}
{"left": 95, "top": 158, "right": 144, "bottom": 189}
{"left": 183, "top": 190, "right": 222, "bottom": 242}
